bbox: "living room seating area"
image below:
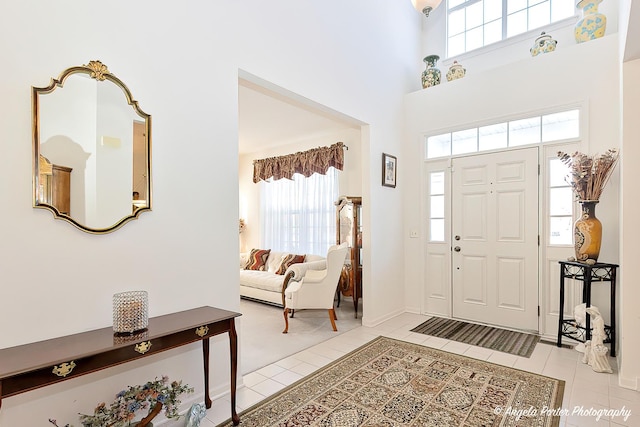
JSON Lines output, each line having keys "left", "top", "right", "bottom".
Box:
{"left": 239, "top": 248, "right": 326, "bottom": 306}
{"left": 283, "top": 243, "right": 349, "bottom": 333}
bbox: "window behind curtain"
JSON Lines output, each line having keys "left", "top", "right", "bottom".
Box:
{"left": 261, "top": 168, "right": 339, "bottom": 256}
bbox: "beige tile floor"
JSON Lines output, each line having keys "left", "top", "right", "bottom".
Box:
{"left": 187, "top": 312, "right": 639, "bottom": 427}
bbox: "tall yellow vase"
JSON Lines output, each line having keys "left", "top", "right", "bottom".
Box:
{"left": 574, "top": 0, "right": 607, "bottom": 43}
{"left": 574, "top": 201, "right": 602, "bottom": 262}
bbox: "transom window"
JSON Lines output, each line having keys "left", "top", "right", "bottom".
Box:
{"left": 448, "top": 0, "right": 575, "bottom": 57}
{"left": 426, "top": 109, "right": 579, "bottom": 159}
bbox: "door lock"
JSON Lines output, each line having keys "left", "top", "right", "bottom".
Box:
{"left": 454, "top": 235, "right": 460, "bottom": 241}
{"left": 454, "top": 246, "right": 461, "bottom": 252}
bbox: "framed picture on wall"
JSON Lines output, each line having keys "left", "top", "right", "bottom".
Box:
{"left": 382, "top": 153, "right": 397, "bottom": 188}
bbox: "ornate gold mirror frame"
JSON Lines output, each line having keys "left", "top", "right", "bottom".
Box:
{"left": 32, "top": 60, "right": 152, "bottom": 234}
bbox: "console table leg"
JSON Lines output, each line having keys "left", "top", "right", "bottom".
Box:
{"left": 229, "top": 319, "right": 240, "bottom": 426}
{"left": 585, "top": 274, "right": 592, "bottom": 342}
{"left": 557, "top": 272, "right": 565, "bottom": 347}
{"left": 611, "top": 268, "right": 617, "bottom": 357}
{"left": 203, "top": 338, "right": 212, "bottom": 409}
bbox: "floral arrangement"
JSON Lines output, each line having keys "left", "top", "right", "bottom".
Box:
{"left": 49, "top": 376, "right": 193, "bottom": 427}
{"left": 557, "top": 149, "right": 619, "bottom": 201}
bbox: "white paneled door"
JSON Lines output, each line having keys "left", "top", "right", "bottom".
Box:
{"left": 452, "top": 148, "right": 539, "bottom": 332}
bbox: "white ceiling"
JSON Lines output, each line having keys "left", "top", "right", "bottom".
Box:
{"left": 238, "top": 79, "right": 359, "bottom": 155}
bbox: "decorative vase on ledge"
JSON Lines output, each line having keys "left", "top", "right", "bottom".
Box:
{"left": 574, "top": 200, "right": 602, "bottom": 262}
{"left": 446, "top": 60, "right": 466, "bottom": 81}
{"left": 574, "top": 0, "right": 606, "bottom": 43}
{"left": 421, "top": 55, "right": 441, "bottom": 89}
{"left": 530, "top": 32, "right": 558, "bottom": 56}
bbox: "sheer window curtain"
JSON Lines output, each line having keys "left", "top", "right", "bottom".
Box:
{"left": 261, "top": 168, "right": 338, "bottom": 256}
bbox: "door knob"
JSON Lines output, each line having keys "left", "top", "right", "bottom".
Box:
{"left": 454, "top": 246, "right": 461, "bottom": 252}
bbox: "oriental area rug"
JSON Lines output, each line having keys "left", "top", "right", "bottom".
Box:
{"left": 217, "top": 336, "right": 564, "bottom": 427}
{"left": 411, "top": 317, "right": 540, "bottom": 358}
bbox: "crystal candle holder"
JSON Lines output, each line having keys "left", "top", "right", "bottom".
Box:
{"left": 113, "top": 329, "right": 149, "bottom": 345}
{"left": 113, "top": 291, "right": 149, "bottom": 335}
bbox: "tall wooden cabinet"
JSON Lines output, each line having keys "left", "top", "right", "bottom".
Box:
{"left": 39, "top": 155, "right": 72, "bottom": 215}
{"left": 336, "top": 196, "right": 362, "bottom": 318}
{"left": 51, "top": 164, "right": 72, "bottom": 215}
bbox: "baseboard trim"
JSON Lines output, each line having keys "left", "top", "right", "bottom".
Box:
{"left": 617, "top": 374, "right": 639, "bottom": 390}
{"left": 361, "top": 307, "right": 405, "bottom": 328}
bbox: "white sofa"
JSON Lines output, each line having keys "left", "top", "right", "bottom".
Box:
{"left": 239, "top": 250, "right": 326, "bottom": 306}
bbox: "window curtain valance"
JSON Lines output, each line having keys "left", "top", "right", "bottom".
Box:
{"left": 253, "top": 142, "right": 345, "bottom": 183}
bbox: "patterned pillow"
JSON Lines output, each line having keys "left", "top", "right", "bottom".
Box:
{"left": 275, "top": 254, "right": 306, "bottom": 275}
{"left": 244, "top": 249, "right": 271, "bottom": 271}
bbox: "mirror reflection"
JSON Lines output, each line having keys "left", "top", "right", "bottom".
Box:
{"left": 33, "top": 61, "right": 151, "bottom": 233}
{"left": 338, "top": 203, "right": 354, "bottom": 247}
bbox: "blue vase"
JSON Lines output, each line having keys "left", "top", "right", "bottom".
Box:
{"left": 574, "top": 0, "right": 606, "bottom": 43}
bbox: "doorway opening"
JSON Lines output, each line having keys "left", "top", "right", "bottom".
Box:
{"left": 237, "top": 70, "right": 367, "bottom": 373}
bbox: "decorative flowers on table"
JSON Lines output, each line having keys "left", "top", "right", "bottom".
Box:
{"left": 557, "top": 149, "right": 619, "bottom": 201}
{"left": 557, "top": 149, "right": 619, "bottom": 263}
{"left": 49, "top": 376, "right": 194, "bottom": 427}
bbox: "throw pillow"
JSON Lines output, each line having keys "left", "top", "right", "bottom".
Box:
{"left": 244, "top": 249, "right": 271, "bottom": 271}
{"left": 275, "top": 254, "right": 306, "bottom": 275}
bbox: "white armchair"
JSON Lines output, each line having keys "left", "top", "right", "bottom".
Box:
{"left": 282, "top": 243, "right": 349, "bottom": 334}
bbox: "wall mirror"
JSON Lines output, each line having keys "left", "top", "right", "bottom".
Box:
{"left": 32, "top": 60, "right": 152, "bottom": 234}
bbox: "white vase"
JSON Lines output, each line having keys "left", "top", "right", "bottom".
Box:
{"left": 446, "top": 61, "right": 466, "bottom": 81}
{"left": 530, "top": 32, "right": 558, "bottom": 56}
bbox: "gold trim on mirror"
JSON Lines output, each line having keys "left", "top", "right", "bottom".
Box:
{"left": 134, "top": 341, "right": 152, "bottom": 355}
{"left": 52, "top": 361, "right": 76, "bottom": 377}
{"left": 85, "top": 60, "right": 110, "bottom": 81}
{"left": 195, "top": 325, "right": 209, "bottom": 337}
{"left": 32, "top": 60, "right": 152, "bottom": 234}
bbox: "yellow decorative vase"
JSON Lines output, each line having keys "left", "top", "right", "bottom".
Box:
{"left": 574, "top": 0, "right": 606, "bottom": 43}
{"left": 574, "top": 201, "right": 602, "bottom": 262}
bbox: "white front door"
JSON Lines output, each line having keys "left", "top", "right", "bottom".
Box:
{"left": 451, "top": 148, "right": 539, "bottom": 332}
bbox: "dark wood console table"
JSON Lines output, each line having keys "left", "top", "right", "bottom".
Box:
{"left": 0, "top": 306, "right": 242, "bottom": 425}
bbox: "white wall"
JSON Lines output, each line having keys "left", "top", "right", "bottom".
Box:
{"left": 0, "top": 1, "right": 420, "bottom": 425}
{"left": 239, "top": 128, "right": 362, "bottom": 252}
{"left": 619, "top": 57, "right": 640, "bottom": 390}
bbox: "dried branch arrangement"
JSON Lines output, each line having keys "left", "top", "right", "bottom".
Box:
{"left": 557, "top": 149, "right": 619, "bottom": 201}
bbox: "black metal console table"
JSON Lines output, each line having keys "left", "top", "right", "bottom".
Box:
{"left": 557, "top": 261, "right": 618, "bottom": 357}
